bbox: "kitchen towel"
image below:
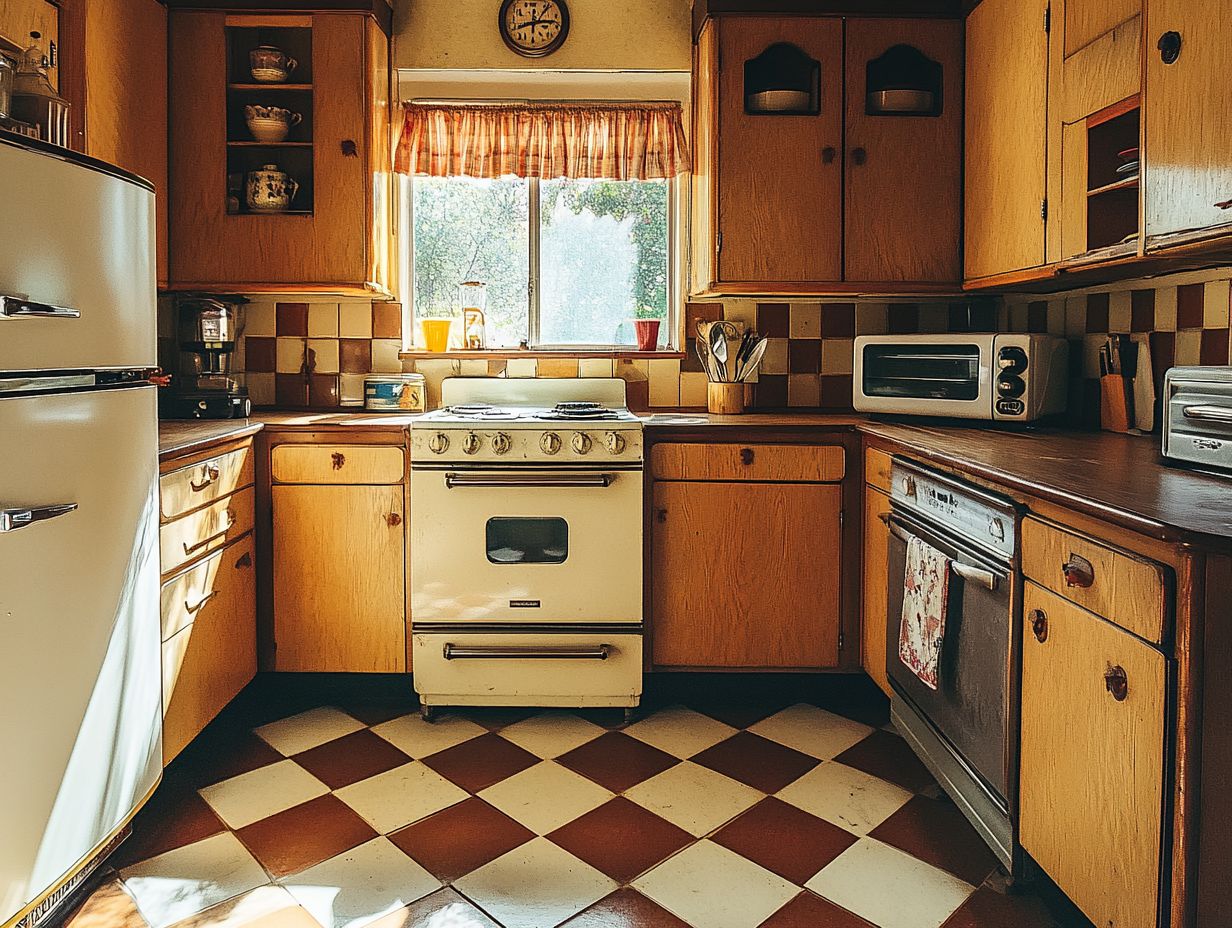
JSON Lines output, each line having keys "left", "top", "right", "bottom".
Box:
{"left": 899, "top": 534, "right": 950, "bottom": 690}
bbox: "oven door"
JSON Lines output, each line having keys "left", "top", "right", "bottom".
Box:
{"left": 884, "top": 508, "right": 1012, "bottom": 803}
{"left": 411, "top": 466, "right": 642, "bottom": 624}
{"left": 854, "top": 336, "right": 994, "bottom": 418}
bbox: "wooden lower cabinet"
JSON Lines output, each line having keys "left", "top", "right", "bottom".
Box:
{"left": 162, "top": 534, "right": 257, "bottom": 763}
{"left": 651, "top": 479, "right": 842, "bottom": 669}
{"left": 271, "top": 483, "right": 405, "bottom": 672}
{"left": 862, "top": 486, "right": 892, "bottom": 697}
{"left": 1020, "top": 581, "right": 1167, "bottom": 928}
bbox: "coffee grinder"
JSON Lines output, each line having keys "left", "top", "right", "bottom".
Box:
{"left": 160, "top": 296, "right": 252, "bottom": 419}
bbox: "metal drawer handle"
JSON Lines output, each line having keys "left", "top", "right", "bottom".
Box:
{"left": 1029, "top": 608, "right": 1048, "bottom": 643}
{"left": 881, "top": 514, "right": 999, "bottom": 591}
{"left": 1104, "top": 665, "right": 1128, "bottom": 701}
{"left": 183, "top": 510, "right": 236, "bottom": 554}
{"left": 445, "top": 473, "right": 613, "bottom": 489}
{"left": 190, "top": 464, "right": 221, "bottom": 492}
{"left": 1182, "top": 404, "right": 1232, "bottom": 424}
{"left": 442, "top": 644, "right": 611, "bottom": 661}
{"left": 0, "top": 294, "right": 81, "bottom": 320}
{"left": 1061, "top": 553, "right": 1095, "bottom": 588}
{"left": 0, "top": 503, "right": 78, "bottom": 533}
{"left": 185, "top": 590, "right": 219, "bottom": 615}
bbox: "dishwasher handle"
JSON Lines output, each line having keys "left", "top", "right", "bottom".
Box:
{"left": 881, "top": 511, "right": 1001, "bottom": 592}
{"left": 442, "top": 643, "right": 611, "bottom": 661}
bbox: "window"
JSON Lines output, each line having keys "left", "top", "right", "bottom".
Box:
{"left": 410, "top": 174, "right": 674, "bottom": 349}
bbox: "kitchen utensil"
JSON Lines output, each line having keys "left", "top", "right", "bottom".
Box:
{"left": 249, "top": 45, "right": 297, "bottom": 83}
{"left": 710, "top": 323, "right": 729, "bottom": 381}
{"left": 245, "top": 163, "right": 298, "bottom": 211}
{"left": 1131, "top": 334, "right": 1155, "bottom": 432}
{"left": 734, "top": 329, "right": 755, "bottom": 373}
{"left": 244, "top": 105, "right": 302, "bottom": 143}
{"left": 736, "top": 336, "right": 769, "bottom": 381}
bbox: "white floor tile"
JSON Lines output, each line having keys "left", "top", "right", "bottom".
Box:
{"left": 806, "top": 838, "right": 974, "bottom": 928}
{"left": 120, "top": 833, "right": 269, "bottom": 928}
{"left": 624, "top": 761, "right": 762, "bottom": 837}
{"left": 749, "top": 704, "right": 873, "bottom": 760}
{"left": 497, "top": 712, "right": 605, "bottom": 759}
{"left": 623, "top": 705, "right": 737, "bottom": 759}
{"left": 255, "top": 708, "right": 366, "bottom": 756}
{"left": 777, "top": 763, "right": 913, "bottom": 836}
{"left": 199, "top": 760, "right": 329, "bottom": 829}
{"left": 162, "top": 885, "right": 308, "bottom": 928}
{"left": 334, "top": 762, "right": 468, "bottom": 834}
{"left": 452, "top": 838, "right": 616, "bottom": 928}
{"left": 369, "top": 713, "right": 487, "bottom": 759}
{"left": 634, "top": 840, "right": 797, "bottom": 928}
{"left": 281, "top": 837, "right": 441, "bottom": 928}
{"left": 478, "top": 761, "right": 614, "bottom": 835}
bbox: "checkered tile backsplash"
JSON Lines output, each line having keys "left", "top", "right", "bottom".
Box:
{"left": 194, "top": 273, "right": 1232, "bottom": 422}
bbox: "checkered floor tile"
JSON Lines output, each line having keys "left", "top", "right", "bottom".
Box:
{"left": 71, "top": 700, "right": 1067, "bottom": 928}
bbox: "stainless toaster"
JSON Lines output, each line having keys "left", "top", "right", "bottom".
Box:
{"left": 1162, "top": 366, "right": 1232, "bottom": 471}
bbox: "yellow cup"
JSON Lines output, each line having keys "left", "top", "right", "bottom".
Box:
{"left": 419, "top": 318, "right": 452, "bottom": 353}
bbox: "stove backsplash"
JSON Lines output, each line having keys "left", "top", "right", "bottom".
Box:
{"left": 203, "top": 270, "right": 1232, "bottom": 427}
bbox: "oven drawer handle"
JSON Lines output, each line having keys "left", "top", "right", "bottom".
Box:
{"left": 1181, "top": 404, "right": 1232, "bottom": 424}
{"left": 881, "top": 513, "right": 1000, "bottom": 591}
{"left": 445, "top": 473, "right": 613, "bottom": 489}
{"left": 442, "top": 644, "right": 611, "bottom": 661}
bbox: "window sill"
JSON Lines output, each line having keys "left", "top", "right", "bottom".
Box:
{"left": 398, "top": 349, "right": 686, "bottom": 361}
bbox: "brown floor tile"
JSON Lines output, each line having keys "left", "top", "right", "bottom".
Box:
{"left": 558, "top": 888, "right": 691, "bottom": 928}
{"left": 335, "top": 697, "right": 420, "bottom": 727}
{"left": 236, "top": 794, "right": 377, "bottom": 878}
{"left": 556, "top": 732, "right": 679, "bottom": 793}
{"left": 420, "top": 733, "right": 539, "bottom": 793}
{"left": 691, "top": 732, "right": 819, "bottom": 792}
{"left": 941, "top": 886, "right": 1061, "bottom": 928}
{"left": 757, "top": 891, "right": 875, "bottom": 928}
{"left": 547, "top": 797, "right": 693, "bottom": 883}
{"left": 688, "top": 699, "right": 788, "bottom": 730}
{"left": 712, "top": 797, "right": 858, "bottom": 885}
{"left": 367, "top": 887, "right": 502, "bottom": 928}
{"left": 176, "top": 729, "right": 286, "bottom": 789}
{"left": 833, "top": 729, "right": 937, "bottom": 793}
{"left": 453, "top": 707, "right": 539, "bottom": 732}
{"left": 388, "top": 796, "right": 533, "bottom": 883}
{"left": 869, "top": 795, "right": 998, "bottom": 886}
{"left": 111, "top": 781, "right": 225, "bottom": 867}
{"left": 63, "top": 876, "right": 149, "bottom": 928}
{"left": 292, "top": 728, "right": 412, "bottom": 789}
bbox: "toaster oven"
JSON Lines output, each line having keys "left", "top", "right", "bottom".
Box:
{"left": 1162, "top": 366, "right": 1232, "bottom": 472}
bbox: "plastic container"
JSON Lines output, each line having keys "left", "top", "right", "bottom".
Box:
{"left": 364, "top": 374, "right": 425, "bottom": 412}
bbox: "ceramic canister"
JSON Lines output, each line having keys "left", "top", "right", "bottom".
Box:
{"left": 364, "top": 374, "right": 425, "bottom": 411}
{"left": 245, "top": 164, "right": 299, "bottom": 211}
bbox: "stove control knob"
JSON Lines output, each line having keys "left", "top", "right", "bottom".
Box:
{"left": 428, "top": 432, "right": 450, "bottom": 455}
{"left": 462, "top": 432, "right": 482, "bottom": 455}
{"left": 491, "top": 432, "right": 512, "bottom": 455}
{"left": 571, "top": 432, "right": 593, "bottom": 454}
{"left": 605, "top": 431, "right": 626, "bottom": 455}
{"left": 540, "top": 432, "right": 562, "bottom": 455}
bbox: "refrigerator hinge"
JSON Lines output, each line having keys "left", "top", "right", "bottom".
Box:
{"left": 716, "top": 231, "right": 722, "bottom": 254}
{"left": 1041, "top": 198, "right": 1049, "bottom": 221}
{"left": 1043, "top": 4, "right": 1051, "bottom": 33}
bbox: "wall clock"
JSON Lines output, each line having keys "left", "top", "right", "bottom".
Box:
{"left": 499, "top": 0, "right": 570, "bottom": 58}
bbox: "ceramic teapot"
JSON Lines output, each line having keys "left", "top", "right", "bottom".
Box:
{"left": 245, "top": 164, "right": 298, "bottom": 212}
{"left": 244, "top": 104, "right": 302, "bottom": 142}
{"left": 249, "top": 45, "right": 297, "bottom": 83}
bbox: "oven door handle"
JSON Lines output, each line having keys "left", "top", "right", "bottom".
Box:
{"left": 880, "top": 512, "right": 1000, "bottom": 591}
{"left": 442, "top": 643, "right": 611, "bottom": 660}
{"left": 445, "top": 473, "right": 614, "bottom": 489}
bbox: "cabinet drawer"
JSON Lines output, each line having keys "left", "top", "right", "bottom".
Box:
{"left": 864, "top": 447, "right": 893, "bottom": 493}
{"left": 651, "top": 443, "right": 845, "bottom": 482}
{"left": 160, "top": 444, "right": 253, "bottom": 521}
{"left": 1021, "top": 517, "right": 1168, "bottom": 643}
{"left": 160, "top": 486, "right": 254, "bottom": 576}
{"left": 271, "top": 443, "right": 405, "bottom": 485}
{"left": 160, "top": 534, "right": 255, "bottom": 641}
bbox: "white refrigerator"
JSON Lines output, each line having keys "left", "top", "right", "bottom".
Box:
{"left": 0, "top": 136, "right": 162, "bottom": 928}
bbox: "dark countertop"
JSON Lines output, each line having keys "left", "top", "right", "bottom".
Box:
{"left": 158, "top": 419, "right": 264, "bottom": 462}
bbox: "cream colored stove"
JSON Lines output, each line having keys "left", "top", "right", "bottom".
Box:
{"left": 409, "top": 378, "right": 644, "bottom": 721}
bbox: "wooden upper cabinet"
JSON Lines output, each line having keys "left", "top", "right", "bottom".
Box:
{"left": 964, "top": 0, "right": 1049, "bottom": 281}
{"left": 1144, "top": 0, "right": 1232, "bottom": 244}
{"left": 1064, "top": 0, "right": 1140, "bottom": 58}
{"left": 168, "top": 11, "right": 393, "bottom": 297}
{"left": 716, "top": 17, "right": 843, "bottom": 286}
{"left": 844, "top": 18, "right": 963, "bottom": 283}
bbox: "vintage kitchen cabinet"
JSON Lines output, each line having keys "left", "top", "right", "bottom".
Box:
{"left": 690, "top": 14, "right": 962, "bottom": 296}
{"left": 159, "top": 438, "right": 258, "bottom": 763}
{"left": 861, "top": 447, "right": 893, "bottom": 698}
{"left": 650, "top": 442, "right": 845, "bottom": 669}
{"left": 168, "top": 10, "right": 394, "bottom": 297}
{"left": 265, "top": 435, "right": 408, "bottom": 672}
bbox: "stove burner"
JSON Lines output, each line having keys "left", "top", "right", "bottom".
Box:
{"left": 536, "top": 403, "right": 622, "bottom": 421}
{"left": 441, "top": 404, "right": 521, "bottom": 420}
{"left": 555, "top": 402, "right": 604, "bottom": 412}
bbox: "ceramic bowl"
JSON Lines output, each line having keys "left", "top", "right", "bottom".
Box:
{"left": 250, "top": 66, "right": 289, "bottom": 84}
{"left": 247, "top": 117, "right": 290, "bottom": 143}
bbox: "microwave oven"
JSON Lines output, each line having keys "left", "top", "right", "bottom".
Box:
{"left": 853, "top": 334, "right": 1069, "bottom": 421}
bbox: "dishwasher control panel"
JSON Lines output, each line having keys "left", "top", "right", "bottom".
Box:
{"left": 890, "top": 458, "right": 1017, "bottom": 559}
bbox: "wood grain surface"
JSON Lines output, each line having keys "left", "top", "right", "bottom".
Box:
{"left": 652, "top": 441, "right": 845, "bottom": 482}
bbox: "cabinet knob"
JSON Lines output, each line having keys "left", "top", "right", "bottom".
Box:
{"left": 656, "top": 508, "right": 668, "bottom": 523}
{"left": 1061, "top": 553, "right": 1095, "bottom": 588}
{"left": 1104, "top": 665, "right": 1129, "bottom": 701}
{"left": 386, "top": 512, "right": 402, "bottom": 527}
{"left": 1216, "top": 198, "right": 1232, "bottom": 210}
{"left": 1029, "top": 608, "right": 1048, "bottom": 643}
{"left": 740, "top": 447, "right": 755, "bottom": 465}
{"left": 1157, "top": 30, "right": 1182, "bottom": 65}
{"left": 852, "top": 147, "right": 868, "bottom": 166}
{"left": 331, "top": 452, "right": 346, "bottom": 470}
{"left": 821, "top": 146, "right": 836, "bottom": 164}
{"left": 341, "top": 139, "right": 359, "bottom": 157}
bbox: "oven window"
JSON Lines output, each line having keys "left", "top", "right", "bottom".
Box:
{"left": 862, "top": 344, "right": 981, "bottom": 401}
{"left": 486, "top": 517, "right": 569, "bottom": 564}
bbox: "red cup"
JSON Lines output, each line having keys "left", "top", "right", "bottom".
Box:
{"left": 633, "top": 319, "right": 661, "bottom": 351}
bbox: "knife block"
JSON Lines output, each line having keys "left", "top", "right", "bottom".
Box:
{"left": 1099, "top": 374, "right": 1132, "bottom": 433}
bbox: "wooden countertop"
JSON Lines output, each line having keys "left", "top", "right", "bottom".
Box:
{"left": 158, "top": 419, "right": 264, "bottom": 461}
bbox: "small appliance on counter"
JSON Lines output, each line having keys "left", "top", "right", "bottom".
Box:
{"left": 364, "top": 373, "right": 425, "bottom": 411}
{"left": 1162, "top": 366, "right": 1232, "bottom": 473}
{"left": 159, "top": 295, "right": 252, "bottom": 419}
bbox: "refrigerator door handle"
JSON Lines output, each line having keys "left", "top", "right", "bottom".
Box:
{"left": 0, "top": 503, "right": 79, "bottom": 533}
{"left": 0, "top": 294, "right": 82, "bottom": 320}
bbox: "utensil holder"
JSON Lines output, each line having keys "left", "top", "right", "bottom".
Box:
{"left": 708, "top": 381, "right": 745, "bottom": 415}
{"left": 1099, "top": 374, "right": 1132, "bottom": 433}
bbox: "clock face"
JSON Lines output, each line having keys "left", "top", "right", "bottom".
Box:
{"left": 499, "top": 0, "right": 570, "bottom": 58}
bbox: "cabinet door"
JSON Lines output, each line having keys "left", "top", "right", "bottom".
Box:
{"left": 862, "top": 487, "right": 892, "bottom": 697}
{"left": 964, "top": 0, "right": 1049, "bottom": 280}
{"left": 1020, "top": 582, "right": 1166, "bottom": 928}
{"left": 272, "top": 484, "right": 405, "bottom": 672}
{"left": 844, "top": 18, "right": 963, "bottom": 283}
{"left": 163, "top": 535, "right": 257, "bottom": 763}
{"left": 652, "top": 480, "right": 841, "bottom": 668}
{"left": 717, "top": 17, "right": 843, "bottom": 284}
{"left": 1144, "top": 1, "right": 1232, "bottom": 241}
{"left": 1064, "top": 0, "right": 1140, "bottom": 58}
